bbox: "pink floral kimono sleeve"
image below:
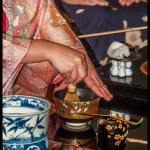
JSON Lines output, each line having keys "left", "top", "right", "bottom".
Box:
{"left": 3, "top": 34, "right": 32, "bottom": 94}
{"left": 3, "top": 0, "right": 85, "bottom": 98}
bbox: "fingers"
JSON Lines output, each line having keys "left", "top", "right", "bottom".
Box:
{"left": 85, "top": 81, "right": 105, "bottom": 98}
{"left": 62, "top": 0, "right": 96, "bottom": 6}
{"left": 55, "top": 57, "right": 87, "bottom": 91}
{"left": 119, "top": 0, "right": 136, "bottom": 6}
{"left": 82, "top": 0, "right": 109, "bottom": 6}
{"left": 84, "top": 73, "right": 113, "bottom": 101}
{"left": 65, "top": 0, "right": 109, "bottom": 6}
{"left": 99, "top": 84, "right": 113, "bottom": 101}
{"left": 54, "top": 80, "right": 68, "bottom": 93}
{"left": 134, "top": 0, "right": 140, "bottom": 3}
{"left": 72, "top": 60, "right": 88, "bottom": 85}
{"left": 80, "top": 0, "right": 97, "bottom": 6}
{"left": 125, "top": 0, "right": 134, "bottom": 6}
{"left": 63, "top": 55, "right": 87, "bottom": 85}
{"left": 51, "top": 44, "right": 88, "bottom": 86}
{"left": 63, "top": 67, "right": 78, "bottom": 84}
{"left": 63, "top": 65, "right": 87, "bottom": 85}
{"left": 119, "top": 0, "right": 127, "bottom": 6}
{"left": 94, "top": 0, "right": 109, "bottom": 6}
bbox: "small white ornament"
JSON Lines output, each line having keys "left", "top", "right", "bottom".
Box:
{"left": 118, "top": 112, "right": 124, "bottom": 118}
{"left": 124, "top": 114, "right": 130, "bottom": 121}
{"left": 111, "top": 60, "right": 119, "bottom": 76}
{"left": 118, "top": 61, "right": 125, "bottom": 77}
{"left": 110, "top": 110, "right": 117, "bottom": 116}
{"left": 125, "top": 61, "right": 132, "bottom": 76}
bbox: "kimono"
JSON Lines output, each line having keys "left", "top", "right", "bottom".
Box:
{"left": 3, "top": 0, "right": 85, "bottom": 101}
{"left": 3, "top": 0, "right": 86, "bottom": 140}
{"left": 62, "top": 0, "right": 147, "bottom": 64}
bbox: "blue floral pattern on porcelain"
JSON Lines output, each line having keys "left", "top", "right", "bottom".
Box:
{"left": 3, "top": 95, "right": 50, "bottom": 150}
{"left": 3, "top": 135, "right": 49, "bottom": 150}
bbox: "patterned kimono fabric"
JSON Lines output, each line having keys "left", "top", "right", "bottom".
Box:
{"left": 3, "top": 0, "right": 85, "bottom": 140}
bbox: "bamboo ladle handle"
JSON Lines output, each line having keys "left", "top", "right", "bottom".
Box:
{"left": 78, "top": 26, "right": 147, "bottom": 38}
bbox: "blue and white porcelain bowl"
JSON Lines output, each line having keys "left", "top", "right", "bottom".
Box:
{"left": 3, "top": 95, "right": 51, "bottom": 150}
{"left": 3, "top": 135, "right": 49, "bottom": 150}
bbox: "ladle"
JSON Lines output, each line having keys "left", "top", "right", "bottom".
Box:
{"left": 78, "top": 113, "right": 143, "bottom": 125}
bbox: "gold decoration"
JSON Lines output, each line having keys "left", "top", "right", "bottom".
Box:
{"left": 118, "top": 124, "right": 123, "bottom": 129}
{"left": 124, "top": 133, "right": 127, "bottom": 137}
{"left": 120, "top": 135, "right": 125, "bottom": 141}
{"left": 54, "top": 96, "right": 100, "bottom": 120}
{"left": 115, "top": 140, "right": 121, "bottom": 146}
{"left": 105, "top": 125, "right": 112, "bottom": 131}
{"left": 122, "top": 127, "right": 126, "bottom": 132}
{"left": 114, "top": 134, "right": 120, "bottom": 140}
{"left": 114, "top": 126, "right": 118, "bottom": 129}
{"left": 116, "top": 120, "right": 122, "bottom": 124}
{"left": 107, "top": 135, "right": 111, "bottom": 139}
{"left": 72, "top": 140, "right": 80, "bottom": 146}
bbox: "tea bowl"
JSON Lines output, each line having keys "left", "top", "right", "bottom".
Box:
{"left": 3, "top": 95, "right": 51, "bottom": 150}
{"left": 54, "top": 88, "right": 100, "bottom": 126}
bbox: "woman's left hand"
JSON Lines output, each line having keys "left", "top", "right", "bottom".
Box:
{"left": 83, "top": 55, "right": 113, "bottom": 101}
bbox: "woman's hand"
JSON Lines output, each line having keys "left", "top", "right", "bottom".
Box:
{"left": 23, "top": 39, "right": 113, "bottom": 101}
{"left": 119, "top": 0, "right": 141, "bottom": 6}
{"left": 83, "top": 55, "right": 113, "bottom": 101}
{"left": 48, "top": 42, "right": 88, "bottom": 85}
{"left": 54, "top": 48, "right": 113, "bottom": 101}
{"left": 62, "top": 0, "right": 109, "bottom": 6}
{"left": 22, "top": 39, "right": 88, "bottom": 85}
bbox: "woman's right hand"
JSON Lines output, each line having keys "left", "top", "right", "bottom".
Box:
{"left": 22, "top": 39, "right": 88, "bottom": 85}
{"left": 47, "top": 41, "right": 88, "bottom": 85}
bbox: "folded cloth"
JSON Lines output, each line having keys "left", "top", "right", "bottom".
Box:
{"left": 107, "top": 41, "right": 130, "bottom": 59}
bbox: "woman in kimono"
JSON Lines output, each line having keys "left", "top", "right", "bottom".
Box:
{"left": 3, "top": 0, "right": 113, "bottom": 141}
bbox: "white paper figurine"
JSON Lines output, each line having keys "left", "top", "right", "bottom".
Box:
{"left": 107, "top": 41, "right": 130, "bottom": 59}
{"left": 124, "top": 113, "right": 130, "bottom": 121}
{"left": 111, "top": 60, "right": 119, "bottom": 76}
{"left": 125, "top": 61, "right": 132, "bottom": 76}
{"left": 110, "top": 110, "right": 117, "bottom": 116}
{"left": 118, "top": 61, "right": 126, "bottom": 77}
